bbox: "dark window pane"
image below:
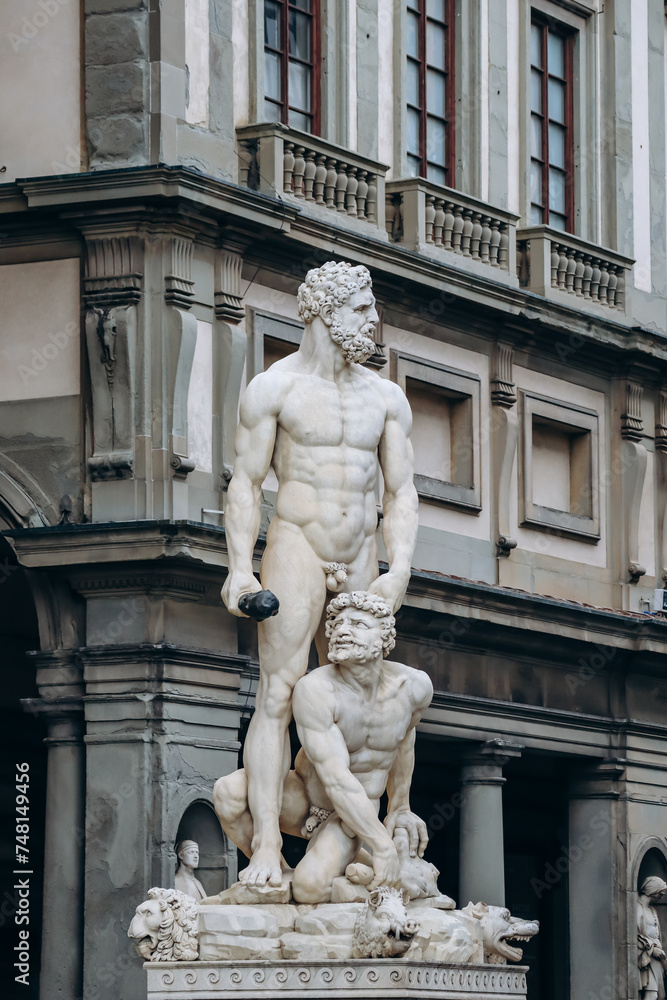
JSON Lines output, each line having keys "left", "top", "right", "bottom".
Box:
{"left": 289, "top": 9, "right": 311, "bottom": 61}
{"left": 426, "top": 22, "right": 446, "bottom": 70}
{"left": 264, "top": 97, "right": 281, "bottom": 122}
{"left": 531, "top": 23, "right": 542, "bottom": 68}
{"left": 530, "top": 204, "right": 543, "bottom": 225}
{"left": 265, "top": 50, "right": 282, "bottom": 101}
{"left": 530, "top": 69, "right": 542, "bottom": 114}
{"left": 549, "top": 122, "right": 566, "bottom": 168}
{"left": 407, "top": 59, "right": 420, "bottom": 106}
{"left": 548, "top": 31, "right": 565, "bottom": 77}
{"left": 549, "top": 211, "right": 567, "bottom": 230}
{"left": 549, "top": 169, "right": 566, "bottom": 213}
{"left": 264, "top": 1, "right": 281, "bottom": 49}
{"left": 427, "top": 162, "right": 447, "bottom": 185}
{"left": 407, "top": 11, "right": 420, "bottom": 58}
{"left": 548, "top": 78, "right": 565, "bottom": 124}
{"left": 288, "top": 59, "right": 311, "bottom": 112}
{"left": 530, "top": 160, "right": 542, "bottom": 205}
{"left": 291, "top": 0, "right": 311, "bottom": 10}
{"left": 426, "top": 68, "right": 446, "bottom": 116}
{"left": 288, "top": 108, "right": 311, "bottom": 131}
{"left": 427, "top": 0, "right": 446, "bottom": 20}
{"left": 407, "top": 107, "right": 420, "bottom": 155}
{"left": 426, "top": 115, "right": 446, "bottom": 165}
{"left": 531, "top": 115, "right": 543, "bottom": 159}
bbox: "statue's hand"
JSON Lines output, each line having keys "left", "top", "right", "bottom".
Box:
{"left": 367, "top": 572, "right": 408, "bottom": 613}
{"left": 221, "top": 571, "right": 262, "bottom": 616}
{"left": 369, "top": 840, "right": 401, "bottom": 890}
{"left": 385, "top": 809, "right": 428, "bottom": 859}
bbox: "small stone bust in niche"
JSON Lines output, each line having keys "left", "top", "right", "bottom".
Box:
{"left": 638, "top": 876, "right": 667, "bottom": 1000}
{"left": 174, "top": 840, "right": 206, "bottom": 902}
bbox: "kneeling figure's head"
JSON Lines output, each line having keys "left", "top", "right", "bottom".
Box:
{"left": 326, "top": 591, "right": 396, "bottom": 664}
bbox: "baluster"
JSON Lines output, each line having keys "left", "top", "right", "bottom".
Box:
{"left": 313, "top": 154, "right": 327, "bottom": 205}
{"left": 557, "top": 247, "right": 568, "bottom": 290}
{"left": 325, "top": 158, "right": 337, "bottom": 209}
{"left": 452, "top": 205, "right": 465, "bottom": 253}
{"left": 461, "top": 209, "right": 473, "bottom": 257}
{"left": 498, "top": 222, "right": 509, "bottom": 269}
{"left": 292, "top": 146, "right": 306, "bottom": 197}
{"left": 607, "top": 264, "right": 618, "bottom": 307}
{"left": 582, "top": 255, "right": 592, "bottom": 298}
{"left": 345, "top": 165, "right": 358, "bottom": 216}
{"left": 574, "top": 252, "right": 584, "bottom": 296}
{"left": 590, "top": 259, "right": 601, "bottom": 301}
{"left": 443, "top": 203, "right": 455, "bottom": 250}
{"left": 565, "top": 248, "right": 576, "bottom": 292}
{"left": 335, "top": 162, "right": 348, "bottom": 212}
{"left": 283, "top": 142, "right": 295, "bottom": 193}
{"left": 615, "top": 267, "right": 625, "bottom": 310}
{"left": 356, "top": 170, "right": 368, "bottom": 219}
{"left": 366, "top": 174, "right": 377, "bottom": 224}
{"left": 303, "top": 149, "right": 316, "bottom": 201}
{"left": 524, "top": 241, "right": 531, "bottom": 284}
{"left": 489, "top": 219, "right": 501, "bottom": 266}
{"left": 425, "top": 195, "right": 436, "bottom": 244}
{"left": 598, "top": 261, "right": 610, "bottom": 305}
{"left": 385, "top": 194, "right": 396, "bottom": 238}
{"left": 470, "top": 212, "right": 482, "bottom": 259}
{"left": 479, "top": 216, "right": 492, "bottom": 262}
{"left": 550, "top": 243, "right": 559, "bottom": 287}
{"left": 433, "top": 198, "right": 445, "bottom": 247}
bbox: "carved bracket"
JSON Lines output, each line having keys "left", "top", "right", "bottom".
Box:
{"left": 165, "top": 238, "right": 195, "bottom": 308}
{"left": 84, "top": 236, "right": 143, "bottom": 308}
{"left": 621, "top": 381, "right": 644, "bottom": 441}
{"left": 215, "top": 248, "right": 245, "bottom": 324}
{"left": 491, "top": 343, "right": 517, "bottom": 408}
{"left": 491, "top": 403, "right": 519, "bottom": 559}
{"left": 622, "top": 440, "right": 648, "bottom": 583}
{"left": 655, "top": 389, "right": 667, "bottom": 452}
{"left": 84, "top": 305, "right": 136, "bottom": 481}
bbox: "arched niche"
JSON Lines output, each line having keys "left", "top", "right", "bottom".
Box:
{"left": 175, "top": 800, "right": 229, "bottom": 896}
{"left": 636, "top": 842, "right": 667, "bottom": 963}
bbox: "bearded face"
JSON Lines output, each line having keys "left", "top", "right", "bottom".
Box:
{"left": 328, "top": 607, "right": 384, "bottom": 664}
{"left": 327, "top": 287, "right": 379, "bottom": 364}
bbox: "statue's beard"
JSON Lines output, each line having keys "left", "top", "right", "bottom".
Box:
{"left": 330, "top": 315, "right": 376, "bottom": 364}
{"left": 329, "top": 637, "right": 383, "bottom": 663}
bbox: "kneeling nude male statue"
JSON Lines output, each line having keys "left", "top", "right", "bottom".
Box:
{"left": 221, "top": 260, "right": 419, "bottom": 888}
{"left": 212, "top": 592, "right": 433, "bottom": 904}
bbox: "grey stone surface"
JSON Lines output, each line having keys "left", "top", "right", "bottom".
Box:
{"left": 86, "top": 64, "right": 146, "bottom": 116}
{"left": 85, "top": 12, "right": 147, "bottom": 65}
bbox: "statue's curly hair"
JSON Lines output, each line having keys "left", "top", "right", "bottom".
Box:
{"left": 147, "top": 887, "right": 199, "bottom": 962}
{"left": 325, "top": 591, "right": 396, "bottom": 658}
{"left": 297, "top": 261, "right": 372, "bottom": 324}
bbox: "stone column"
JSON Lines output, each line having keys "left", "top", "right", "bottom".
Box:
{"left": 31, "top": 699, "right": 85, "bottom": 1000}
{"left": 458, "top": 739, "right": 522, "bottom": 907}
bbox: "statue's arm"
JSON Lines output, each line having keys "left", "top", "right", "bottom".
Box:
{"left": 384, "top": 672, "right": 433, "bottom": 857}
{"left": 374, "top": 382, "right": 419, "bottom": 611}
{"left": 293, "top": 680, "right": 396, "bottom": 862}
{"left": 221, "top": 374, "right": 281, "bottom": 614}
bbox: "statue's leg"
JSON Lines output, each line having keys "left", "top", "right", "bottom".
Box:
{"left": 291, "top": 815, "right": 361, "bottom": 904}
{"left": 241, "top": 525, "right": 326, "bottom": 887}
{"left": 212, "top": 769, "right": 252, "bottom": 858}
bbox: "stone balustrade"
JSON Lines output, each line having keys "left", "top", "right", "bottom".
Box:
{"left": 516, "top": 226, "right": 634, "bottom": 313}
{"left": 236, "top": 123, "right": 387, "bottom": 230}
{"left": 385, "top": 178, "right": 519, "bottom": 273}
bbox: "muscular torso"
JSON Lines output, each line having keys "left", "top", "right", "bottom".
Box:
{"left": 296, "top": 662, "right": 420, "bottom": 806}
{"left": 270, "top": 368, "right": 388, "bottom": 564}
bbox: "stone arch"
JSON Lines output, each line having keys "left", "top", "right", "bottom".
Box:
{"left": 633, "top": 837, "right": 667, "bottom": 890}
{"left": 0, "top": 454, "right": 58, "bottom": 529}
{"left": 174, "top": 799, "right": 231, "bottom": 896}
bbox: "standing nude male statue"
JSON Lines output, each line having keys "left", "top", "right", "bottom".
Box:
{"left": 211, "top": 592, "right": 432, "bottom": 903}
{"left": 221, "top": 261, "right": 419, "bottom": 888}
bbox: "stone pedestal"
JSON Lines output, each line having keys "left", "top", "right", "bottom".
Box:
{"left": 145, "top": 960, "right": 529, "bottom": 1000}
{"left": 459, "top": 741, "right": 522, "bottom": 908}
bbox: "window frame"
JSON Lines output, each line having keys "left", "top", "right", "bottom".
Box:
{"left": 529, "top": 13, "right": 575, "bottom": 232}
{"left": 263, "top": 0, "right": 321, "bottom": 136}
{"left": 246, "top": 308, "right": 302, "bottom": 381}
{"left": 519, "top": 390, "right": 600, "bottom": 540}
{"left": 391, "top": 351, "right": 481, "bottom": 512}
{"left": 406, "top": 0, "right": 456, "bottom": 186}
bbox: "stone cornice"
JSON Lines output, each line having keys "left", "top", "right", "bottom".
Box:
{"left": 1, "top": 167, "right": 666, "bottom": 368}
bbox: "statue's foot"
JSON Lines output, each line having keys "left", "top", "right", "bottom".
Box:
{"left": 239, "top": 848, "right": 283, "bottom": 888}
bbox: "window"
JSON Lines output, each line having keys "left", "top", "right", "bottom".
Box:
{"left": 520, "top": 392, "right": 599, "bottom": 539}
{"left": 247, "top": 309, "right": 302, "bottom": 381}
{"left": 530, "top": 17, "right": 574, "bottom": 231}
{"left": 264, "top": 0, "right": 320, "bottom": 134}
{"left": 406, "top": 0, "right": 454, "bottom": 186}
{"left": 391, "top": 352, "right": 481, "bottom": 511}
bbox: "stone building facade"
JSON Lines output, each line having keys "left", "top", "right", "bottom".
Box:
{"left": 1, "top": 2, "right": 667, "bottom": 999}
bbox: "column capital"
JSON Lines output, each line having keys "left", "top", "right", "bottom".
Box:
{"left": 569, "top": 759, "right": 626, "bottom": 800}
{"left": 461, "top": 737, "right": 524, "bottom": 770}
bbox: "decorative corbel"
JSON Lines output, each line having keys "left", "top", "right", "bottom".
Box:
{"left": 655, "top": 389, "right": 667, "bottom": 453}
{"left": 655, "top": 389, "right": 667, "bottom": 582}
{"left": 214, "top": 239, "right": 249, "bottom": 483}
{"left": 164, "top": 235, "right": 197, "bottom": 477}
{"left": 491, "top": 343, "right": 518, "bottom": 557}
{"left": 83, "top": 235, "right": 142, "bottom": 481}
{"left": 165, "top": 237, "right": 195, "bottom": 308}
{"left": 620, "top": 380, "right": 647, "bottom": 582}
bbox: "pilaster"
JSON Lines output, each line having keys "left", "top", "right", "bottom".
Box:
{"left": 490, "top": 343, "right": 518, "bottom": 568}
